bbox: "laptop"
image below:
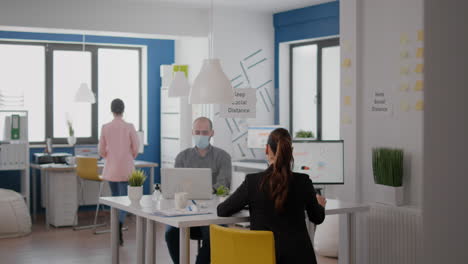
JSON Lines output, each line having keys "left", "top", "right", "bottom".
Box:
{"left": 161, "top": 168, "right": 212, "bottom": 200}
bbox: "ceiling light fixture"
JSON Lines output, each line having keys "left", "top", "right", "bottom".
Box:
{"left": 189, "top": 0, "right": 234, "bottom": 104}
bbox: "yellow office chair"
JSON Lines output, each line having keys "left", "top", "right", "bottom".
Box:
{"left": 210, "top": 224, "right": 276, "bottom": 264}
{"left": 73, "top": 157, "right": 106, "bottom": 233}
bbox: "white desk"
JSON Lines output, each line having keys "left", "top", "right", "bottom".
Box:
{"left": 100, "top": 195, "right": 369, "bottom": 264}
{"left": 30, "top": 160, "right": 158, "bottom": 229}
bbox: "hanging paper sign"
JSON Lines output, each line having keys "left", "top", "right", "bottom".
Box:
{"left": 220, "top": 88, "right": 257, "bottom": 118}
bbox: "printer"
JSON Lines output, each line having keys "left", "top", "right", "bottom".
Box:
{"left": 34, "top": 153, "right": 72, "bottom": 164}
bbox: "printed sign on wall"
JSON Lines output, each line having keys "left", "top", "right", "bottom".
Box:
{"left": 220, "top": 88, "right": 257, "bottom": 118}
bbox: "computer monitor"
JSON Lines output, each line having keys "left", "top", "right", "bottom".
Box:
{"left": 74, "top": 144, "right": 99, "bottom": 158}
{"left": 247, "top": 125, "right": 283, "bottom": 149}
{"left": 292, "top": 140, "right": 344, "bottom": 184}
{"left": 161, "top": 168, "right": 213, "bottom": 200}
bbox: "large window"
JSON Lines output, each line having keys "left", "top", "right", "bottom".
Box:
{"left": 290, "top": 38, "right": 340, "bottom": 140}
{"left": 0, "top": 41, "right": 143, "bottom": 144}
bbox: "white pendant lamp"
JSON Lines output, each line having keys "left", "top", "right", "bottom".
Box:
{"left": 168, "top": 71, "right": 190, "bottom": 97}
{"left": 189, "top": 0, "right": 234, "bottom": 104}
{"left": 74, "top": 34, "right": 95, "bottom": 104}
{"left": 75, "top": 82, "right": 96, "bottom": 103}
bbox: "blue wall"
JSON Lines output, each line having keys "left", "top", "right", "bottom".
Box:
{"left": 0, "top": 31, "right": 174, "bottom": 208}
{"left": 273, "top": 1, "right": 340, "bottom": 124}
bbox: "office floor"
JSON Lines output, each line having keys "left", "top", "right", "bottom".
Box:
{"left": 0, "top": 212, "right": 337, "bottom": 264}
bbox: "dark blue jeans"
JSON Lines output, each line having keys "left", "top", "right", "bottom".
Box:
{"left": 108, "top": 181, "right": 128, "bottom": 224}
{"left": 165, "top": 225, "right": 210, "bottom": 264}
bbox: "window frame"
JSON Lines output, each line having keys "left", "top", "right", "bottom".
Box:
{"left": 0, "top": 40, "right": 143, "bottom": 145}
{"left": 289, "top": 37, "right": 340, "bottom": 141}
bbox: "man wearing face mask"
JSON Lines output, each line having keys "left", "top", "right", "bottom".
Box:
{"left": 165, "top": 116, "right": 232, "bottom": 264}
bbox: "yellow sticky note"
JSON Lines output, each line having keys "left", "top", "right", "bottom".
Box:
{"left": 399, "top": 83, "right": 410, "bottom": 92}
{"left": 417, "top": 30, "right": 424, "bottom": 41}
{"left": 415, "top": 100, "right": 424, "bottom": 111}
{"left": 344, "top": 96, "right": 351, "bottom": 106}
{"left": 400, "top": 101, "right": 410, "bottom": 112}
{"left": 400, "top": 51, "right": 409, "bottom": 59}
{"left": 344, "top": 78, "right": 352, "bottom": 86}
{"left": 400, "top": 66, "right": 410, "bottom": 75}
{"left": 400, "top": 33, "right": 409, "bottom": 44}
{"left": 416, "top": 47, "right": 424, "bottom": 58}
{"left": 342, "top": 40, "right": 351, "bottom": 52}
{"left": 342, "top": 114, "right": 352, "bottom": 124}
{"left": 342, "top": 58, "right": 352, "bottom": 68}
{"left": 414, "top": 80, "right": 424, "bottom": 91}
{"left": 415, "top": 64, "right": 424, "bottom": 73}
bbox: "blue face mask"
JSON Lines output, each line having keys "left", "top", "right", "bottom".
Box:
{"left": 193, "top": 135, "right": 210, "bottom": 149}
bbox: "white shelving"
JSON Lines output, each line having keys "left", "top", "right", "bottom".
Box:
{"left": 0, "top": 110, "right": 30, "bottom": 209}
{"left": 160, "top": 65, "right": 192, "bottom": 169}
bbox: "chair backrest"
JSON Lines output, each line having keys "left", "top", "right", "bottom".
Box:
{"left": 76, "top": 157, "right": 100, "bottom": 181}
{"left": 210, "top": 224, "right": 276, "bottom": 264}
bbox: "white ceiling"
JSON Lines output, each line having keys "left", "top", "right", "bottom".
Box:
{"left": 131, "top": 0, "right": 335, "bottom": 13}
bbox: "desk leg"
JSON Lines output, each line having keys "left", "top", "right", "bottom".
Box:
{"left": 45, "top": 170, "right": 49, "bottom": 230}
{"left": 145, "top": 220, "right": 155, "bottom": 264}
{"left": 136, "top": 216, "right": 145, "bottom": 264}
{"left": 32, "top": 168, "right": 37, "bottom": 221}
{"left": 179, "top": 227, "right": 190, "bottom": 264}
{"left": 111, "top": 207, "right": 119, "bottom": 264}
{"left": 339, "top": 213, "right": 356, "bottom": 264}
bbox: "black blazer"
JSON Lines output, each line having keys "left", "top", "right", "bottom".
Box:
{"left": 217, "top": 170, "right": 325, "bottom": 264}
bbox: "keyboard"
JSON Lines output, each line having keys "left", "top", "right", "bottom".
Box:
{"left": 236, "top": 159, "right": 267, "bottom": 164}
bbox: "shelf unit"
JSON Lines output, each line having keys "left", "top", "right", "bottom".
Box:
{"left": 0, "top": 110, "right": 30, "bottom": 209}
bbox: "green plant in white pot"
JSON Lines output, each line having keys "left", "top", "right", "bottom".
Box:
{"left": 128, "top": 170, "right": 146, "bottom": 205}
{"left": 372, "top": 148, "right": 404, "bottom": 205}
{"left": 215, "top": 185, "right": 230, "bottom": 203}
{"left": 67, "top": 119, "right": 76, "bottom": 146}
{"left": 295, "top": 130, "right": 315, "bottom": 140}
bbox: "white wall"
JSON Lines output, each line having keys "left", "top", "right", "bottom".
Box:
{"left": 210, "top": 8, "right": 275, "bottom": 159}
{"left": 357, "top": 0, "right": 424, "bottom": 206}
{"left": 0, "top": 0, "right": 208, "bottom": 37}
{"left": 422, "top": 0, "right": 468, "bottom": 263}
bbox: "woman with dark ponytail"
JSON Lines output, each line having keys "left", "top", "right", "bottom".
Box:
{"left": 218, "top": 128, "right": 326, "bottom": 264}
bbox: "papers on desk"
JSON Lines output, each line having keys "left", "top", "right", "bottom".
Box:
{"left": 151, "top": 208, "right": 212, "bottom": 217}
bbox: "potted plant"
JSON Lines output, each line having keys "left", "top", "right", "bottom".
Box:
{"left": 128, "top": 169, "right": 147, "bottom": 205}
{"left": 215, "top": 185, "right": 230, "bottom": 202}
{"left": 67, "top": 119, "right": 76, "bottom": 146}
{"left": 295, "top": 130, "right": 315, "bottom": 140}
{"left": 372, "top": 147, "right": 404, "bottom": 206}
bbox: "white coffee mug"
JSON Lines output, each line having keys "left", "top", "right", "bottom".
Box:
{"left": 174, "top": 192, "right": 188, "bottom": 210}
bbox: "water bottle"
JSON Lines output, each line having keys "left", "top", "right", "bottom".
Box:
{"left": 152, "top": 183, "right": 162, "bottom": 201}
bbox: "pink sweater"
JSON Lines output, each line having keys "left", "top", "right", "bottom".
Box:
{"left": 99, "top": 117, "right": 139, "bottom": 182}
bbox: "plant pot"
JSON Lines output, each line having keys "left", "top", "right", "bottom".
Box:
{"left": 128, "top": 186, "right": 143, "bottom": 205}
{"left": 218, "top": 195, "right": 228, "bottom": 203}
{"left": 67, "top": 136, "right": 76, "bottom": 146}
{"left": 375, "top": 184, "right": 404, "bottom": 206}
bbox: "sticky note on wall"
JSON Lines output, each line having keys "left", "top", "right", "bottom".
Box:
{"left": 344, "top": 96, "right": 351, "bottom": 106}
{"left": 415, "top": 64, "right": 424, "bottom": 73}
{"left": 399, "top": 83, "right": 410, "bottom": 92}
{"left": 400, "top": 51, "right": 410, "bottom": 59}
{"left": 400, "top": 67, "right": 410, "bottom": 75}
{"left": 418, "top": 30, "right": 424, "bottom": 41}
{"left": 400, "top": 33, "right": 409, "bottom": 44}
{"left": 342, "top": 58, "right": 352, "bottom": 68}
{"left": 416, "top": 48, "right": 424, "bottom": 58}
{"left": 414, "top": 80, "right": 424, "bottom": 91}
{"left": 400, "top": 101, "right": 410, "bottom": 112}
{"left": 415, "top": 100, "right": 424, "bottom": 111}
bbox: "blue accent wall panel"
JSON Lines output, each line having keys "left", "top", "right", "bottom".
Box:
{"left": 273, "top": 1, "right": 340, "bottom": 124}
{"left": 0, "top": 31, "right": 174, "bottom": 208}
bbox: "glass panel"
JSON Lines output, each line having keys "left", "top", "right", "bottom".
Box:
{"left": 292, "top": 44, "right": 317, "bottom": 139}
{"left": 53, "top": 50, "right": 92, "bottom": 138}
{"left": 0, "top": 44, "right": 45, "bottom": 142}
{"left": 322, "top": 46, "right": 341, "bottom": 140}
{"left": 98, "top": 49, "right": 140, "bottom": 138}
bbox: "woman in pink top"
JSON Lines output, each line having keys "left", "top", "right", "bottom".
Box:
{"left": 99, "top": 98, "right": 139, "bottom": 246}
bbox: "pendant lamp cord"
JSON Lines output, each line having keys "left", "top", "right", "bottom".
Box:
{"left": 82, "top": 34, "right": 85, "bottom": 52}
{"left": 209, "top": 0, "right": 214, "bottom": 59}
